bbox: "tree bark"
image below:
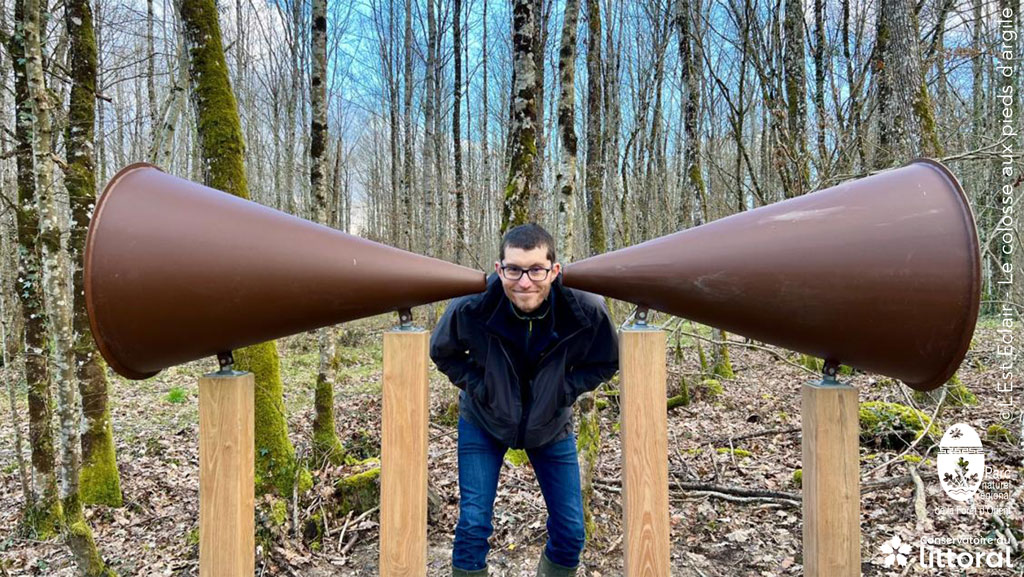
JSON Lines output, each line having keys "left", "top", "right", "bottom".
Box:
{"left": 28, "top": 0, "right": 112, "bottom": 571}
{"left": 10, "top": 0, "right": 61, "bottom": 537}
{"left": 584, "top": 0, "right": 605, "bottom": 255}
{"left": 67, "top": 0, "right": 123, "bottom": 510}
{"left": 783, "top": 0, "right": 809, "bottom": 196}
{"left": 454, "top": 0, "right": 466, "bottom": 261}
{"left": 309, "top": 0, "right": 345, "bottom": 466}
{"left": 501, "top": 0, "right": 540, "bottom": 234}
{"left": 179, "top": 0, "right": 302, "bottom": 497}
{"left": 555, "top": 0, "right": 581, "bottom": 262}
{"left": 873, "top": 0, "right": 941, "bottom": 168}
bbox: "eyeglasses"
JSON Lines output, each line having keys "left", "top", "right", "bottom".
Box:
{"left": 500, "top": 264, "right": 551, "bottom": 282}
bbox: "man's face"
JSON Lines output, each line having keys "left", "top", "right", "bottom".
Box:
{"left": 495, "top": 246, "right": 562, "bottom": 313}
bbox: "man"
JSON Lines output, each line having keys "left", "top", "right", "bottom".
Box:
{"left": 430, "top": 224, "right": 619, "bottom": 577}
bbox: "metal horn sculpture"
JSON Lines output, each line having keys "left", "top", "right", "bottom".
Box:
{"left": 85, "top": 163, "right": 486, "bottom": 379}
{"left": 562, "top": 159, "right": 981, "bottom": 391}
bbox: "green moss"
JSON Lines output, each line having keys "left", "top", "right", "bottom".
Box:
{"left": 987, "top": 424, "right": 1016, "bottom": 443}
{"left": 701, "top": 379, "right": 723, "bottom": 397}
{"left": 504, "top": 449, "right": 530, "bottom": 467}
{"left": 595, "top": 399, "right": 609, "bottom": 410}
{"left": 712, "top": 334, "right": 734, "bottom": 379}
{"left": 333, "top": 467, "right": 381, "bottom": 516}
{"left": 312, "top": 372, "right": 345, "bottom": 466}
{"left": 859, "top": 401, "right": 940, "bottom": 449}
{"left": 576, "top": 399, "right": 602, "bottom": 541}
{"left": 25, "top": 498, "right": 63, "bottom": 539}
{"left": 237, "top": 341, "right": 299, "bottom": 496}
{"left": 716, "top": 447, "right": 753, "bottom": 458}
{"left": 946, "top": 374, "right": 977, "bottom": 407}
{"left": 79, "top": 412, "right": 123, "bottom": 507}
{"left": 186, "top": 528, "right": 200, "bottom": 547}
{"left": 165, "top": 386, "right": 187, "bottom": 404}
{"left": 901, "top": 454, "right": 923, "bottom": 464}
{"left": 792, "top": 469, "right": 802, "bottom": 487}
{"left": 269, "top": 499, "right": 288, "bottom": 526}
{"left": 801, "top": 355, "right": 823, "bottom": 372}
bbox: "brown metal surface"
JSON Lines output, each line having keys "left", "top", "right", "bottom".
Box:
{"left": 563, "top": 159, "right": 980, "bottom": 391}
{"left": 85, "top": 164, "right": 486, "bottom": 379}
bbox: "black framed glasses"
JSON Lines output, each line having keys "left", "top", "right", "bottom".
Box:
{"left": 500, "top": 264, "right": 551, "bottom": 282}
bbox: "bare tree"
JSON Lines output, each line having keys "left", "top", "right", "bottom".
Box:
{"left": 501, "top": 0, "right": 541, "bottom": 233}
{"left": 584, "top": 0, "right": 605, "bottom": 255}
{"left": 554, "top": 0, "right": 581, "bottom": 262}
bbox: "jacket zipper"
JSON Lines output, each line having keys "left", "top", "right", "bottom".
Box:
{"left": 501, "top": 325, "right": 588, "bottom": 448}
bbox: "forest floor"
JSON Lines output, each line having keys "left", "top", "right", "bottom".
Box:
{"left": 0, "top": 307, "right": 1019, "bottom": 576}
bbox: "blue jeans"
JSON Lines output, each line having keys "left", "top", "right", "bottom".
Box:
{"left": 453, "top": 415, "right": 586, "bottom": 572}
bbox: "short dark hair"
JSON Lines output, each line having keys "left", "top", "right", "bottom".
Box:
{"left": 500, "top": 224, "right": 556, "bottom": 263}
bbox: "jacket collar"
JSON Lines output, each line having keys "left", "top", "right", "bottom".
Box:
{"left": 481, "top": 272, "right": 591, "bottom": 339}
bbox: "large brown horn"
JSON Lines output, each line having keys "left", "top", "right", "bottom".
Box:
{"left": 85, "top": 163, "right": 486, "bottom": 380}
{"left": 562, "top": 159, "right": 980, "bottom": 391}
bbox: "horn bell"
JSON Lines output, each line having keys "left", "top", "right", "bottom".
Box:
{"left": 85, "top": 163, "right": 486, "bottom": 380}
{"left": 563, "top": 159, "right": 981, "bottom": 391}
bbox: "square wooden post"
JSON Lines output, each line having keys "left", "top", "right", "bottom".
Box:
{"left": 802, "top": 382, "right": 860, "bottom": 577}
{"left": 380, "top": 329, "right": 429, "bottom": 576}
{"left": 199, "top": 371, "right": 255, "bottom": 577}
{"left": 620, "top": 328, "right": 670, "bottom": 577}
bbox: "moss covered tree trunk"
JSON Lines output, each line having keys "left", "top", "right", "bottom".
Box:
{"left": 66, "top": 0, "right": 122, "bottom": 509}
{"left": 783, "top": 0, "right": 809, "bottom": 197}
{"left": 555, "top": 0, "right": 580, "bottom": 262}
{"left": 10, "top": 0, "right": 62, "bottom": 537}
{"left": 584, "top": 0, "right": 606, "bottom": 255}
{"left": 676, "top": 1, "right": 733, "bottom": 379}
{"left": 178, "top": 0, "right": 300, "bottom": 497}
{"left": 872, "top": 0, "right": 941, "bottom": 168}
{"left": 309, "top": 0, "right": 345, "bottom": 466}
{"left": 27, "top": 0, "right": 112, "bottom": 571}
{"left": 501, "top": 0, "right": 540, "bottom": 234}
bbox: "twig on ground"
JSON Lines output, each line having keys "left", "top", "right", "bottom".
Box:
{"left": 908, "top": 463, "right": 931, "bottom": 532}
{"left": 336, "top": 510, "right": 354, "bottom": 551}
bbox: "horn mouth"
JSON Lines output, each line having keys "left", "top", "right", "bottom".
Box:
{"left": 86, "top": 162, "right": 163, "bottom": 380}
{"left": 904, "top": 158, "right": 981, "bottom": 391}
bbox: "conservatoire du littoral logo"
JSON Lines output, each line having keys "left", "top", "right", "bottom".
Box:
{"left": 878, "top": 535, "right": 912, "bottom": 568}
{"left": 937, "top": 423, "right": 985, "bottom": 502}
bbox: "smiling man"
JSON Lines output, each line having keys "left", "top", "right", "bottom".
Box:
{"left": 430, "top": 224, "right": 619, "bottom": 577}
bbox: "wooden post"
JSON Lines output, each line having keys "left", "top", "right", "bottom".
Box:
{"left": 620, "top": 328, "right": 670, "bottom": 577}
{"left": 802, "top": 382, "right": 860, "bottom": 577}
{"left": 199, "top": 371, "right": 255, "bottom": 577}
{"left": 380, "top": 329, "right": 429, "bottom": 576}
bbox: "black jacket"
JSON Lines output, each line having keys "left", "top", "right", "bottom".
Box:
{"left": 430, "top": 273, "right": 619, "bottom": 449}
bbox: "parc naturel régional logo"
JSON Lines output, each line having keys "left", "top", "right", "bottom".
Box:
{"left": 937, "top": 423, "right": 984, "bottom": 502}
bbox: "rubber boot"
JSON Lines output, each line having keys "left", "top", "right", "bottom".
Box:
{"left": 536, "top": 551, "right": 578, "bottom": 577}
{"left": 452, "top": 565, "right": 488, "bottom": 577}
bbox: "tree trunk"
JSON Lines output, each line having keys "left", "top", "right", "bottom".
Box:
{"left": 812, "top": 0, "right": 828, "bottom": 180}
{"left": 67, "top": 0, "right": 122, "bottom": 509}
{"left": 783, "top": 0, "right": 809, "bottom": 196}
{"left": 402, "top": 0, "right": 414, "bottom": 251}
{"left": 555, "top": 0, "right": 581, "bottom": 262}
{"left": 584, "top": 0, "right": 605, "bottom": 255}
{"left": 454, "top": 0, "right": 466, "bottom": 261}
{"left": 423, "top": 0, "right": 438, "bottom": 256}
{"left": 10, "top": 0, "right": 61, "bottom": 537}
{"left": 28, "top": 0, "right": 112, "bottom": 571}
{"left": 179, "top": 0, "right": 302, "bottom": 497}
{"left": 309, "top": 0, "right": 345, "bottom": 466}
{"left": 873, "top": 0, "right": 941, "bottom": 168}
{"left": 501, "top": 0, "right": 540, "bottom": 234}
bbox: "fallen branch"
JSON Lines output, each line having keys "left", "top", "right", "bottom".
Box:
{"left": 909, "top": 464, "right": 931, "bottom": 532}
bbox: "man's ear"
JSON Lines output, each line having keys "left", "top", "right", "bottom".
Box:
{"left": 494, "top": 261, "right": 502, "bottom": 275}
{"left": 552, "top": 262, "right": 562, "bottom": 276}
